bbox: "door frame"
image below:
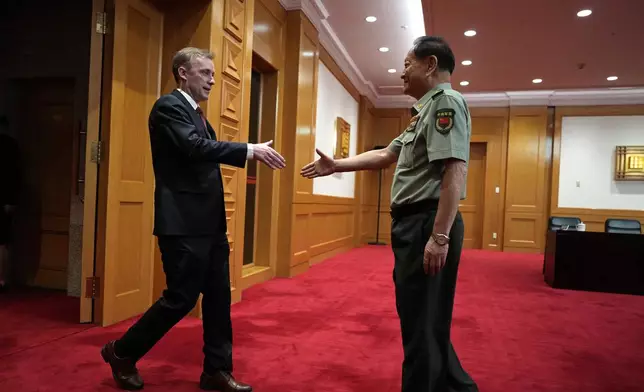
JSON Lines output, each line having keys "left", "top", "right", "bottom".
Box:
{"left": 238, "top": 54, "right": 281, "bottom": 290}
{"left": 79, "top": 0, "right": 107, "bottom": 324}
{"left": 471, "top": 133, "right": 505, "bottom": 251}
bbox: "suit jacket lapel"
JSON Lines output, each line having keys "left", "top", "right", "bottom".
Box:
{"left": 171, "top": 90, "right": 210, "bottom": 139}
{"left": 205, "top": 122, "right": 217, "bottom": 141}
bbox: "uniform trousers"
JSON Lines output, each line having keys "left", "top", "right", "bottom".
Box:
{"left": 390, "top": 200, "right": 478, "bottom": 392}
{"left": 114, "top": 234, "right": 233, "bottom": 374}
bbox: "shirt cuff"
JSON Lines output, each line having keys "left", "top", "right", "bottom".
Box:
{"left": 246, "top": 143, "right": 254, "bottom": 160}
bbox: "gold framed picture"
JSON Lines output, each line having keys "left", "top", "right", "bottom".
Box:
{"left": 615, "top": 146, "right": 644, "bottom": 181}
{"left": 334, "top": 117, "right": 350, "bottom": 159}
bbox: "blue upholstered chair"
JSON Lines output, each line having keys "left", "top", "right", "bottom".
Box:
{"left": 605, "top": 219, "right": 642, "bottom": 234}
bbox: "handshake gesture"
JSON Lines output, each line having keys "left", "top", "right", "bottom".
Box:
{"left": 252, "top": 141, "right": 338, "bottom": 179}
{"left": 300, "top": 149, "right": 336, "bottom": 178}
{"left": 252, "top": 140, "right": 286, "bottom": 170}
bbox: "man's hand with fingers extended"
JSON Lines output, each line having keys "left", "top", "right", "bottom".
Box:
{"left": 251, "top": 140, "right": 286, "bottom": 170}
{"left": 300, "top": 149, "right": 336, "bottom": 178}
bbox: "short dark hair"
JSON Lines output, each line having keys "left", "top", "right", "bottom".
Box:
{"left": 411, "top": 36, "right": 455, "bottom": 74}
{"left": 172, "top": 47, "right": 214, "bottom": 83}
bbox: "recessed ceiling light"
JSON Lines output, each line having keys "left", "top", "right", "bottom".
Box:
{"left": 388, "top": 69, "right": 396, "bottom": 74}
{"left": 461, "top": 60, "right": 472, "bottom": 66}
{"left": 532, "top": 78, "right": 543, "bottom": 84}
{"left": 460, "top": 81, "right": 470, "bottom": 86}
{"left": 379, "top": 47, "right": 389, "bottom": 53}
{"left": 607, "top": 76, "right": 618, "bottom": 81}
{"left": 365, "top": 16, "right": 377, "bottom": 22}
{"left": 302, "top": 51, "right": 314, "bottom": 57}
{"left": 577, "top": 9, "right": 592, "bottom": 17}
{"left": 464, "top": 30, "right": 477, "bottom": 37}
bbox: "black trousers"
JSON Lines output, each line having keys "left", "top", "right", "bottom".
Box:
{"left": 390, "top": 201, "right": 478, "bottom": 392}
{"left": 115, "top": 235, "right": 233, "bottom": 374}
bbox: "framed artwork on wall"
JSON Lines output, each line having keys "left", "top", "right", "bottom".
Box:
{"left": 334, "top": 117, "right": 350, "bottom": 159}
{"left": 615, "top": 146, "right": 644, "bottom": 181}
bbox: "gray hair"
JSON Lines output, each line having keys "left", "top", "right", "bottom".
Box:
{"left": 172, "top": 47, "right": 214, "bottom": 83}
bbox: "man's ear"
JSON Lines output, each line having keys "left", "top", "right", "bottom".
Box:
{"left": 425, "top": 55, "right": 438, "bottom": 76}
{"left": 178, "top": 66, "right": 188, "bottom": 81}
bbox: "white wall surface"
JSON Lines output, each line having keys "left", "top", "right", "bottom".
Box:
{"left": 558, "top": 115, "right": 644, "bottom": 211}
{"left": 312, "top": 62, "right": 359, "bottom": 198}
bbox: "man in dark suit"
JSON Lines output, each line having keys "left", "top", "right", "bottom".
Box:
{"left": 101, "top": 47, "right": 285, "bottom": 391}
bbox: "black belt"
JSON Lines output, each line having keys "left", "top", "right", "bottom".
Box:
{"left": 390, "top": 199, "right": 439, "bottom": 220}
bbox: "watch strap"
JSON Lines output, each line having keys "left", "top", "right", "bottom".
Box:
{"left": 432, "top": 232, "right": 450, "bottom": 245}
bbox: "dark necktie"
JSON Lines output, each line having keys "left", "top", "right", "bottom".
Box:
{"left": 195, "top": 107, "right": 211, "bottom": 139}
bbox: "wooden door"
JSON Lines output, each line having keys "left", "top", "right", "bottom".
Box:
{"left": 460, "top": 142, "right": 487, "bottom": 249}
{"left": 95, "top": 0, "right": 162, "bottom": 326}
{"left": 13, "top": 78, "right": 75, "bottom": 290}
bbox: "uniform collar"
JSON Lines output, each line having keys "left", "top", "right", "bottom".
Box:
{"left": 411, "top": 83, "right": 452, "bottom": 116}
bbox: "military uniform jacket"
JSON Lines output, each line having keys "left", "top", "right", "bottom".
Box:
{"left": 387, "top": 83, "right": 472, "bottom": 207}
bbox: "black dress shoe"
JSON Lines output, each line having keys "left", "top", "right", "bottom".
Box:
{"left": 199, "top": 371, "right": 252, "bottom": 391}
{"left": 100, "top": 340, "right": 144, "bottom": 390}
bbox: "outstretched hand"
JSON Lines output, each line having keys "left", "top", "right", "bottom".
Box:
{"left": 300, "top": 148, "right": 336, "bottom": 178}
{"left": 253, "top": 140, "right": 286, "bottom": 170}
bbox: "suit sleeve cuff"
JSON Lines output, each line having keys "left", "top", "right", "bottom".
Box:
{"left": 246, "top": 144, "right": 254, "bottom": 160}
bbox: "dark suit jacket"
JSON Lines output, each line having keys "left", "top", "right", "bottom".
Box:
{"left": 148, "top": 89, "right": 248, "bottom": 236}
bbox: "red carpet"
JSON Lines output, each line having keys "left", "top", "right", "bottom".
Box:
{"left": 1, "top": 247, "right": 644, "bottom": 391}
{"left": 0, "top": 289, "right": 92, "bottom": 358}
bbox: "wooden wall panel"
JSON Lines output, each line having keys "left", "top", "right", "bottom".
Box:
{"left": 267, "top": 10, "right": 379, "bottom": 277}
{"left": 275, "top": 10, "right": 324, "bottom": 277}
{"left": 355, "top": 96, "right": 374, "bottom": 245}
{"left": 503, "top": 107, "right": 551, "bottom": 253}
{"left": 203, "top": 0, "right": 255, "bottom": 303}
{"left": 293, "top": 33, "right": 318, "bottom": 199}
{"left": 252, "top": 0, "right": 285, "bottom": 67}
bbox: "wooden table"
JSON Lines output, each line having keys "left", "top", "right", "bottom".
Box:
{"left": 544, "top": 230, "right": 644, "bottom": 296}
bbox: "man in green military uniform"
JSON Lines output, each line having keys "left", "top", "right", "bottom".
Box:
{"left": 300, "top": 36, "right": 478, "bottom": 392}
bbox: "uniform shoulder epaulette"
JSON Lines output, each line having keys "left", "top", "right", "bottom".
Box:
{"left": 431, "top": 89, "right": 444, "bottom": 99}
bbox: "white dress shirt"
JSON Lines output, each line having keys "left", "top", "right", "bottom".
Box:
{"left": 177, "top": 89, "right": 253, "bottom": 160}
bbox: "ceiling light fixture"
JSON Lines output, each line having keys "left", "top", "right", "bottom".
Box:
{"left": 464, "top": 30, "right": 477, "bottom": 37}
{"left": 379, "top": 47, "right": 389, "bottom": 53}
{"left": 577, "top": 9, "right": 592, "bottom": 17}
{"left": 461, "top": 60, "right": 472, "bottom": 66}
{"left": 365, "top": 16, "right": 377, "bottom": 22}
{"left": 532, "top": 78, "right": 543, "bottom": 84}
{"left": 460, "top": 81, "right": 470, "bottom": 86}
{"left": 607, "top": 76, "right": 618, "bottom": 81}
{"left": 388, "top": 69, "right": 397, "bottom": 74}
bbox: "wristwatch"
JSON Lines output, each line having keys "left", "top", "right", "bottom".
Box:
{"left": 431, "top": 233, "right": 450, "bottom": 246}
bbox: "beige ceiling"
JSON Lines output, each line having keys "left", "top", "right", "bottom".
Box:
{"left": 320, "top": 0, "right": 644, "bottom": 96}
{"left": 320, "top": 0, "right": 424, "bottom": 96}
